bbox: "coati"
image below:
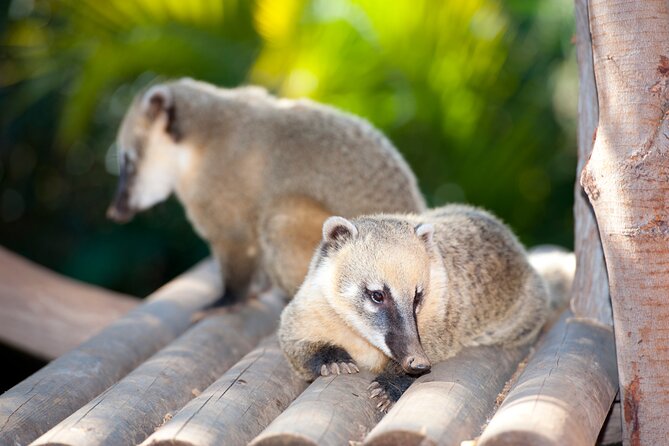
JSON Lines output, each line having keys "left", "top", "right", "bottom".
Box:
{"left": 278, "top": 204, "right": 573, "bottom": 410}
{"left": 107, "top": 78, "right": 425, "bottom": 301}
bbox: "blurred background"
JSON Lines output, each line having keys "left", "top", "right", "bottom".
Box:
{"left": 0, "top": 0, "right": 577, "bottom": 299}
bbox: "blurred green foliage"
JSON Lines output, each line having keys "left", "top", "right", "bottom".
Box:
{"left": 0, "top": 0, "right": 577, "bottom": 296}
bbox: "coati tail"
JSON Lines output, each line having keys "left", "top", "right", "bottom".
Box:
{"left": 528, "top": 245, "right": 576, "bottom": 318}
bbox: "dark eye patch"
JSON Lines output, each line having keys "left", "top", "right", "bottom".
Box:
{"left": 413, "top": 287, "right": 424, "bottom": 312}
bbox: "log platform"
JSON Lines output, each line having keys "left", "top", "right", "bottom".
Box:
{"left": 0, "top": 250, "right": 622, "bottom": 446}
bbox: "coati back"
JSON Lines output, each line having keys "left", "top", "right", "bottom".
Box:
{"left": 107, "top": 78, "right": 425, "bottom": 300}
{"left": 279, "top": 204, "right": 572, "bottom": 408}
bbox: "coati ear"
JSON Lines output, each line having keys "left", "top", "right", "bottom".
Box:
{"left": 142, "top": 85, "right": 172, "bottom": 119}
{"left": 141, "top": 85, "right": 181, "bottom": 141}
{"left": 415, "top": 223, "right": 435, "bottom": 246}
{"left": 322, "top": 216, "right": 358, "bottom": 243}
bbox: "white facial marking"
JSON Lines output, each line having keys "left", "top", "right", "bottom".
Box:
{"left": 127, "top": 118, "right": 194, "bottom": 211}
{"left": 341, "top": 281, "right": 392, "bottom": 357}
{"left": 178, "top": 147, "right": 194, "bottom": 171}
{"left": 317, "top": 258, "right": 393, "bottom": 358}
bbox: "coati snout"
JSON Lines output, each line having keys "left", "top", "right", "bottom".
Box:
{"left": 386, "top": 323, "right": 431, "bottom": 374}
{"left": 107, "top": 154, "right": 138, "bottom": 223}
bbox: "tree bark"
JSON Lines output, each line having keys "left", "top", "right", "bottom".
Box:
{"left": 583, "top": 1, "right": 669, "bottom": 444}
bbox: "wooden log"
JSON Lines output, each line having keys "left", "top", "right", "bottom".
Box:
{"left": 0, "top": 246, "right": 139, "bottom": 359}
{"left": 142, "top": 335, "right": 307, "bottom": 446}
{"left": 571, "top": 0, "right": 611, "bottom": 326}
{"left": 598, "top": 398, "right": 622, "bottom": 445}
{"left": 250, "top": 371, "right": 382, "bottom": 446}
{"left": 580, "top": 0, "right": 669, "bottom": 443}
{"left": 477, "top": 314, "right": 618, "bottom": 446}
{"left": 362, "top": 345, "right": 527, "bottom": 446}
{"left": 31, "top": 292, "right": 284, "bottom": 446}
{"left": 0, "top": 259, "right": 222, "bottom": 446}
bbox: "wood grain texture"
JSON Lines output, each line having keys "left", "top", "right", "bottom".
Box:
{"left": 0, "top": 259, "right": 222, "bottom": 446}
{"left": 477, "top": 314, "right": 618, "bottom": 446}
{"left": 571, "top": 0, "right": 612, "bottom": 326}
{"left": 250, "top": 371, "right": 382, "bottom": 446}
{"left": 0, "top": 246, "right": 138, "bottom": 359}
{"left": 31, "top": 292, "right": 283, "bottom": 446}
{"left": 142, "top": 335, "right": 307, "bottom": 446}
{"left": 583, "top": 1, "right": 669, "bottom": 443}
{"left": 363, "top": 345, "right": 527, "bottom": 446}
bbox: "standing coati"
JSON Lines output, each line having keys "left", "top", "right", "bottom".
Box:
{"left": 278, "top": 204, "right": 573, "bottom": 410}
{"left": 107, "top": 78, "right": 425, "bottom": 301}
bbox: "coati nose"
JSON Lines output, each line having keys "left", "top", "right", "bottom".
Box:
{"left": 404, "top": 356, "right": 431, "bottom": 374}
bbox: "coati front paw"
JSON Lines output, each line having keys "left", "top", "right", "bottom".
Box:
{"left": 307, "top": 345, "right": 359, "bottom": 378}
{"left": 368, "top": 381, "right": 394, "bottom": 412}
{"left": 368, "top": 371, "right": 416, "bottom": 412}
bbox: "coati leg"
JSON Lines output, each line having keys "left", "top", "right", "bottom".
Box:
{"left": 259, "top": 195, "right": 332, "bottom": 296}
{"left": 211, "top": 238, "right": 259, "bottom": 306}
{"left": 369, "top": 362, "right": 418, "bottom": 412}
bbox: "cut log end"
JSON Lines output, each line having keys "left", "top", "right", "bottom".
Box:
{"left": 251, "top": 433, "right": 317, "bottom": 446}
{"left": 477, "top": 431, "right": 556, "bottom": 446}
{"left": 363, "top": 430, "right": 428, "bottom": 446}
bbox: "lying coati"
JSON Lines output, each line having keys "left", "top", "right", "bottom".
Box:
{"left": 278, "top": 204, "right": 572, "bottom": 410}
{"left": 107, "top": 78, "right": 425, "bottom": 301}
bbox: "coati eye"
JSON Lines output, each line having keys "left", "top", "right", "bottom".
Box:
{"left": 366, "top": 289, "right": 385, "bottom": 304}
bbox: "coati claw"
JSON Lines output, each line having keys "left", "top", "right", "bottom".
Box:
{"left": 368, "top": 378, "right": 402, "bottom": 412}
{"left": 320, "top": 361, "right": 360, "bottom": 377}
{"left": 376, "top": 398, "right": 392, "bottom": 412}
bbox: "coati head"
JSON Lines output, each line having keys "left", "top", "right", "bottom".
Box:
{"left": 315, "top": 215, "right": 435, "bottom": 374}
{"left": 107, "top": 84, "right": 191, "bottom": 222}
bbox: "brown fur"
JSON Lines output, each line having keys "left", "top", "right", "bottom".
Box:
{"left": 108, "top": 79, "right": 425, "bottom": 298}
{"left": 279, "top": 204, "right": 571, "bottom": 380}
